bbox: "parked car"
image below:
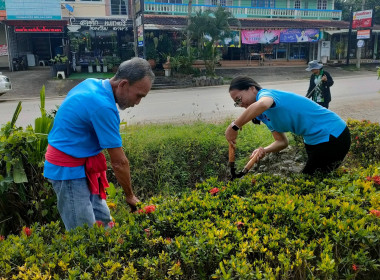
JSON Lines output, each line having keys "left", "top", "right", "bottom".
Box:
{"left": 0, "top": 72, "right": 12, "bottom": 96}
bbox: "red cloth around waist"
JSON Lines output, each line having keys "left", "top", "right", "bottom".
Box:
{"left": 45, "top": 144, "right": 109, "bottom": 199}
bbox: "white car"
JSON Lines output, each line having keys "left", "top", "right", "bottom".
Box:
{"left": 0, "top": 72, "right": 12, "bottom": 96}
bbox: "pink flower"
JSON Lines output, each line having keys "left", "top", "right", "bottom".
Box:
{"left": 23, "top": 227, "right": 32, "bottom": 237}
{"left": 108, "top": 221, "right": 115, "bottom": 228}
{"left": 209, "top": 188, "right": 220, "bottom": 195}
{"left": 144, "top": 228, "right": 151, "bottom": 237}
{"left": 352, "top": 264, "right": 358, "bottom": 271}
{"left": 369, "top": 209, "right": 380, "bottom": 217}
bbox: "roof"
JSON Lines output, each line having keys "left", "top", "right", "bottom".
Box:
{"left": 144, "top": 15, "right": 380, "bottom": 31}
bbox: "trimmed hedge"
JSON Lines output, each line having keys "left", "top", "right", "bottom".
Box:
{"left": 0, "top": 166, "right": 379, "bottom": 279}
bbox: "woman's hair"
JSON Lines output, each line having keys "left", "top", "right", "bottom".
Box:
{"left": 115, "top": 57, "right": 155, "bottom": 85}
{"left": 229, "top": 76, "right": 262, "bottom": 91}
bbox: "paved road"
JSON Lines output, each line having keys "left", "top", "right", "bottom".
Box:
{"left": 0, "top": 75, "right": 379, "bottom": 127}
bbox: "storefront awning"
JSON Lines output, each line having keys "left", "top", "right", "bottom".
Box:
{"left": 324, "top": 28, "right": 380, "bottom": 35}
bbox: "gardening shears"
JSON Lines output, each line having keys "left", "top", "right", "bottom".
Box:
{"left": 228, "top": 143, "right": 260, "bottom": 181}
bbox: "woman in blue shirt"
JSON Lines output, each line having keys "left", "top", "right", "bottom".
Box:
{"left": 225, "top": 76, "right": 351, "bottom": 175}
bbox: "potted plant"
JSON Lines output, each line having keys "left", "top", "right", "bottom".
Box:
{"left": 95, "top": 58, "right": 101, "bottom": 72}
{"left": 102, "top": 58, "right": 108, "bottom": 73}
{"left": 88, "top": 60, "right": 93, "bottom": 73}
{"left": 49, "top": 54, "right": 69, "bottom": 77}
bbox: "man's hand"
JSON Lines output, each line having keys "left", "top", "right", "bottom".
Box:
{"left": 322, "top": 75, "right": 327, "bottom": 82}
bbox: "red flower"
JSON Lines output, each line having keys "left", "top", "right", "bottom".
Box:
{"left": 370, "top": 209, "right": 380, "bottom": 217}
{"left": 209, "top": 188, "right": 220, "bottom": 195}
{"left": 144, "top": 228, "right": 151, "bottom": 237}
{"left": 355, "top": 136, "right": 359, "bottom": 140}
{"left": 366, "top": 175, "right": 380, "bottom": 185}
{"left": 108, "top": 221, "right": 115, "bottom": 228}
{"left": 95, "top": 221, "right": 104, "bottom": 227}
{"left": 236, "top": 221, "right": 245, "bottom": 230}
{"left": 23, "top": 227, "right": 32, "bottom": 237}
{"left": 137, "top": 205, "right": 156, "bottom": 214}
{"left": 352, "top": 264, "right": 358, "bottom": 271}
{"left": 0, "top": 235, "right": 5, "bottom": 241}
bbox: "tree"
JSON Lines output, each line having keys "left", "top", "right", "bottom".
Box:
{"left": 335, "top": 0, "right": 379, "bottom": 24}
{"left": 186, "top": 6, "right": 240, "bottom": 76}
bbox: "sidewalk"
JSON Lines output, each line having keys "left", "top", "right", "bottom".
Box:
{"left": 0, "top": 63, "right": 378, "bottom": 101}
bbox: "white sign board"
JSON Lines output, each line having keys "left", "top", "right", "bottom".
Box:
{"left": 321, "top": 41, "right": 331, "bottom": 57}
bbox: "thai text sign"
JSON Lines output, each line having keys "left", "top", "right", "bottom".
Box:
{"left": 69, "top": 18, "right": 130, "bottom": 32}
{"left": 5, "top": 0, "right": 61, "bottom": 20}
{"left": 0, "top": 44, "right": 8, "bottom": 56}
{"left": 357, "top": 29, "right": 371, "bottom": 39}
{"left": 241, "top": 30, "right": 280, "bottom": 44}
{"left": 352, "top": 10, "right": 372, "bottom": 29}
{"left": 15, "top": 26, "right": 63, "bottom": 33}
{"left": 280, "top": 29, "right": 319, "bottom": 43}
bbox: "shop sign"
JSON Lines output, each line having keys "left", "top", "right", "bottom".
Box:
{"left": 280, "top": 29, "right": 319, "bottom": 43}
{"left": 69, "top": 18, "right": 129, "bottom": 32}
{"left": 357, "top": 29, "right": 371, "bottom": 39}
{"left": 15, "top": 26, "right": 63, "bottom": 33}
{"left": 352, "top": 9, "right": 372, "bottom": 29}
{"left": 357, "top": 40, "right": 364, "bottom": 48}
{"left": 0, "top": 44, "right": 8, "bottom": 56}
{"left": 5, "top": 0, "right": 61, "bottom": 20}
{"left": 241, "top": 30, "right": 280, "bottom": 44}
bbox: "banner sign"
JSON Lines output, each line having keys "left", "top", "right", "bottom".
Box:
{"left": 5, "top": 0, "right": 61, "bottom": 20}
{"left": 205, "top": 31, "right": 241, "bottom": 48}
{"left": 137, "top": 25, "right": 144, "bottom": 47}
{"left": 357, "top": 29, "right": 371, "bottom": 39}
{"left": 0, "top": 44, "right": 8, "bottom": 56}
{"left": 352, "top": 9, "right": 372, "bottom": 29}
{"left": 280, "top": 29, "right": 319, "bottom": 43}
{"left": 15, "top": 26, "right": 64, "bottom": 33}
{"left": 241, "top": 30, "right": 280, "bottom": 44}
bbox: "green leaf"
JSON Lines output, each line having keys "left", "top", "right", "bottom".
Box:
{"left": 13, "top": 160, "right": 28, "bottom": 183}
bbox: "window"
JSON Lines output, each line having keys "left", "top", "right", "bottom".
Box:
{"left": 294, "top": 0, "right": 300, "bottom": 9}
{"left": 80, "top": 0, "right": 102, "bottom": 2}
{"left": 111, "top": 0, "right": 127, "bottom": 15}
{"left": 317, "top": 0, "right": 327, "bottom": 10}
{"left": 251, "top": 0, "right": 274, "bottom": 8}
{"left": 156, "top": 0, "right": 183, "bottom": 3}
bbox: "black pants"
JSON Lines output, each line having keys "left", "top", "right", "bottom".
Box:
{"left": 302, "top": 126, "right": 351, "bottom": 175}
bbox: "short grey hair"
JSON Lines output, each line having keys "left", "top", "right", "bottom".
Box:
{"left": 114, "top": 57, "right": 155, "bottom": 85}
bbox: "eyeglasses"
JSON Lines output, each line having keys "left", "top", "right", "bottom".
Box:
{"left": 234, "top": 96, "right": 242, "bottom": 107}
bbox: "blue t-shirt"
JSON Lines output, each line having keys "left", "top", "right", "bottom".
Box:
{"left": 255, "top": 89, "right": 346, "bottom": 145}
{"left": 44, "top": 79, "right": 122, "bottom": 180}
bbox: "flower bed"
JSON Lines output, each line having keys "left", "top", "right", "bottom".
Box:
{"left": 0, "top": 165, "right": 379, "bottom": 279}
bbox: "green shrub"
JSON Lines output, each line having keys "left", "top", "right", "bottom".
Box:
{"left": 0, "top": 165, "right": 379, "bottom": 279}
{"left": 346, "top": 119, "right": 380, "bottom": 167}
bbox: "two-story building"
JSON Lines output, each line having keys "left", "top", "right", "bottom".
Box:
{"left": 0, "top": 0, "right": 379, "bottom": 71}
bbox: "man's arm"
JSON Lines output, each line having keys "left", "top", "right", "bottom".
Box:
{"left": 107, "top": 147, "right": 139, "bottom": 209}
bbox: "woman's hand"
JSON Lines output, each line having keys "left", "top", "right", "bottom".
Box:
{"left": 250, "top": 147, "right": 266, "bottom": 161}
{"left": 225, "top": 126, "right": 239, "bottom": 147}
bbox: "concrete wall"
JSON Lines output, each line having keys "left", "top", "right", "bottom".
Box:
{"left": 61, "top": 2, "right": 107, "bottom": 18}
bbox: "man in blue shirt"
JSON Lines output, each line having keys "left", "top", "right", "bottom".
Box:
{"left": 44, "top": 57, "right": 155, "bottom": 230}
{"left": 226, "top": 76, "right": 350, "bottom": 175}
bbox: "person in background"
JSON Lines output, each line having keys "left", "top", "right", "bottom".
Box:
{"left": 225, "top": 76, "right": 350, "bottom": 176}
{"left": 306, "top": 60, "right": 334, "bottom": 108}
{"left": 44, "top": 57, "right": 155, "bottom": 231}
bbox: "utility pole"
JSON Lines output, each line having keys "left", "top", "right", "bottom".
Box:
{"left": 186, "top": 0, "right": 193, "bottom": 56}
{"left": 356, "top": 0, "right": 366, "bottom": 68}
{"left": 346, "top": 6, "right": 353, "bottom": 66}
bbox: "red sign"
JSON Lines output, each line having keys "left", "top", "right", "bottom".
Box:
{"left": 352, "top": 9, "right": 372, "bottom": 29}
{"left": 14, "top": 26, "right": 63, "bottom": 33}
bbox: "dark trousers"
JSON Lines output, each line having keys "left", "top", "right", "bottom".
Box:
{"left": 317, "top": 101, "right": 329, "bottom": 109}
{"left": 302, "top": 126, "right": 351, "bottom": 175}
